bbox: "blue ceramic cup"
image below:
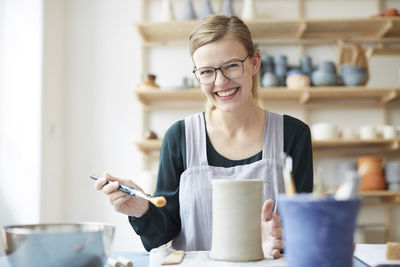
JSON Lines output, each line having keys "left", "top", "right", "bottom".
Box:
{"left": 278, "top": 194, "right": 361, "bottom": 267}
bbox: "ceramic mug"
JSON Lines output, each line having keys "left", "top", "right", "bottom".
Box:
{"left": 359, "top": 125, "right": 378, "bottom": 140}
{"left": 312, "top": 123, "right": 339, "bottom": 140}
{"left": 341, "top": 128, "right": 358, "bottom": 140}
{"left": 382, "top": 125, "right": 397, "bottom": 139}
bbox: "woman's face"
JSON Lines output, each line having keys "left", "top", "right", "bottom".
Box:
{"left": 192, "top": 37, "right": 260, "bottom": 113}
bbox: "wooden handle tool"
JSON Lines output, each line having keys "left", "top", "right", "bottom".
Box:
{"left": 90, "top": 175, "right": 166, "bottom": 207}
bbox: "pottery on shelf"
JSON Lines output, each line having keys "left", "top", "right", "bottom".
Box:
{"left": 260, "top": 55, "right": 274, "bottom": 75}
{"left": 273, "top": 55, "right": 287, "bottom": 86}
{"left": 300, "top": 56, "right": 313, "bottom": 75}
{"left": 286, "top": 74, "right": 310, "bottom": 89}
{"left": 262, "top": 72, "right": 279, "bottom": 87}
{"left": 182, "top": 0, "right": 197, "bottom": 20}
{"left": 161, "top": 0, "right": 175, "bottom": 21}
{"left": 137, "top": 74, "right": 160, "bottom": 90}
{"left": 200, "top": 0, "right": 214, "bottom": 18}
{"left": 385, "top": 161, "right": 400, "bottom": 184}
{"left": 359, "top": 125, "right": 378, "bottom": 140}
{"left": 311, "top": 61, "right": 338, "bottom": 86}
{"left": 311, "top": 122, "right": 339, "bottom": 140}
{"left": 341, "top": 128, "right": 359, "bottom": 140}
{"left": 358, "top": 156, "right": 386, "bottom": 191}
{"left": 221, "top": 0, "right": 234, "bottom": 16}
{"left": 340, "top": 64, "right": 368, "bottom": 86}
{"left": 241, "top": 0, "right": 257, "bottom": 20}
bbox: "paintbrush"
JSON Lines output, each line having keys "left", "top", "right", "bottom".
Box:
{"left": 90, "top": 175, "right": 166, "bottom": 207}
{"left": 283, "top": 155, "right": 296, "bottom": 197}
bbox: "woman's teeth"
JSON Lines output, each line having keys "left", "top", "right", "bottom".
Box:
{"left": 217, "top": 88, "right": 237, "bottom": 97}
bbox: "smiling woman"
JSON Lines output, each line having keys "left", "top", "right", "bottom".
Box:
{"left": 96, "top": 15, "right": 313, "bottom": 259}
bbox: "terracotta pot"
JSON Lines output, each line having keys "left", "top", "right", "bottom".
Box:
{"left": 357, "top": 156, "right": 386, "bottom": 191}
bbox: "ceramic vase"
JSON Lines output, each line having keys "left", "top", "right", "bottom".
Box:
{"left": 273, "top": 55, "right": 287, "bottom": 86}
{"left": 241, "top": 0, "right": 257, "bottom": 20}
{"left": 385, "top": 161, "right": 400, "bottom": 184}
{"left": 210, "top": 180, "right": 264, "bottom": 261}
{"left": 182, "top": 0, "right": 197, "bottom": 20}
{"left": 200, "top": 0, "right": 214, "bottom": 18}
{"left": 300, "top": 56, "right": 313, "bottom": 75}
{"left": 311, "top": 61, "right": 338, "bottom": 86}
{"left": 161, "top": 0, "right": 175, "bottom": 21}
{"left": 358, "top": 156, "right": 386, "bottom": 191}
{"left": 221, "top": 0, "right": 234, "bottom": 16}
{"left": 262, "top": 72, "right": 279, "bottom": 87}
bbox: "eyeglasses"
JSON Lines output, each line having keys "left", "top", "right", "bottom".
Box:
{"left": 192, "top": 55, "right": 249, "bottom": 85}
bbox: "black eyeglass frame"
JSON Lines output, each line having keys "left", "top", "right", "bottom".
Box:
{"left": 192, "top": 55, "right": 249, "bottom": 85}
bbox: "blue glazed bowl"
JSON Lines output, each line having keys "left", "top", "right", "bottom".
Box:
{"left": 311, "top": 70, "right": 338, "bottom": 86}
{"left": 340, "top": 64, "right": 368, "bottom": 86}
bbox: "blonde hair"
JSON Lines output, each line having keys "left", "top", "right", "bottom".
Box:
{"left": 189, "top": 15, "right": 261, "bottom": 111}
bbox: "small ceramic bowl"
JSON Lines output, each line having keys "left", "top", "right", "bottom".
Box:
{"left": 341, "top": 128, "right": 359, "bottom": 140}
{"left": 359, "top": 125, "right": 378, "bottom": 140}
{"left": 312, "top": 123, "right": 339, "bottom": 140}
{"left": 340, "top": 65, "right": 368, "bottom": 86}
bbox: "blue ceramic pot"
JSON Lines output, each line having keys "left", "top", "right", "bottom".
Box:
{"left": 300, "top": 56, "right": 313, "bottom": 75}
{"left": 318, "top": 61, "right": 337, "bottom": 73}
{"left": 311, "top": 70, "right": 338, "bottom": 86}
{"left": 261, "top": 72, "right": 279, "bottom": 87}
{"left": 340, "top": 64, "right": 368, "bottom": 86}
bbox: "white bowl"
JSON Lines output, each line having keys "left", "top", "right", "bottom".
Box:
{"left": 312, "top": 123, "right": 339, "bottom": 140}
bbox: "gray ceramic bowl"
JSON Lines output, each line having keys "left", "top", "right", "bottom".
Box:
{"left": 340, "top": 64, "right": 368, "bottom": 86}
{"left": 1, "top": 223, "right": 115, "bottom": 267}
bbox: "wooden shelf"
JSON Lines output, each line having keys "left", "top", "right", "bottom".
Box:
{"left": 136, "top": 17, "right": 400, "bottom": 46}
{"left": 136, "top": 138, "right": 400, "bottom": 156}
{"left": 361, "top": 191, "right": 400, "bottom": 198}
{"left": 136, "top": 139, "right": 162, "bottom": 154}
{"left": 135, "top": 87, "right": 400, "bottom": 109}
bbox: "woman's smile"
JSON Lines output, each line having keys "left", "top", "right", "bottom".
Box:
{"left": 214, "top": 87, "right": 239, "bottom": 98}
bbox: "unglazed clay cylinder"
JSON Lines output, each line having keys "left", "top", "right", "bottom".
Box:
{"left": 210, "top": 179, "right": 264, "bottom": 261}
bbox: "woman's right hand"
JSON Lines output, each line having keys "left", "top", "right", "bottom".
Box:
{"left": 95, "top": 172, "right": 150, "bottom": 218}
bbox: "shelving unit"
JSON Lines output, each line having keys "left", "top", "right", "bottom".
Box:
{"left": 136, "top": 17, "right": 400, "bottom": 47}
{"left": 135, "top": 87, "right": 400, "bottom": 158}
{"left": 136, "top": 0, "right": 400, "bottom": 242}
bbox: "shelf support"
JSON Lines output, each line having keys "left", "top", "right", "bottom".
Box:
{"left": 299, "top": 90, "right": 310, "bottom": 104}
{"left": 376, "top": 20, "right": 393, "bottom": 39}
{"left": 381, "top": 90, "right": 398, "bottom": 104}
{"left": 296, "top": 22, "right": 307, "bottom": 39}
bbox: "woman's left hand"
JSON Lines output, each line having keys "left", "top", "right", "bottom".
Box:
{"left": 261, "top": 199, "right": 283, "bottom": 259}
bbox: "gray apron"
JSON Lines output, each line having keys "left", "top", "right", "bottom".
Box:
{"left": 171, "top": 111, "right": 285, "bottom": 251}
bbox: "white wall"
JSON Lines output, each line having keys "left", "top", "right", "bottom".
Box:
{"left": 0, "top": 0, "right": 42, "bottom": 225}
{"left": 62, "top": 0, "right": 143, "bottom": 251}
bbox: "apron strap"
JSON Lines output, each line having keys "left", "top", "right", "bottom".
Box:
{"left": 185, "top": 113, "right": 208, "bottom": 168}
{"left": 262, "top": 111, "right": 284, "bottom": 161}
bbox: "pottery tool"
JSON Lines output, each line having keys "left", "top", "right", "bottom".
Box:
{"left": 90, "top": 175, "right": 166, "bottom": 208}
{"left": 106, "top": 257, "right": 121, "bottom": 267}
{"left": 161, "top": 250, "right": 185, "bottom": 265}
{"left": 283, "top": 155, "right": 296, "bottom": 197}
{"left": 117, "top": 257, "right": 133, "bottom": 267}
